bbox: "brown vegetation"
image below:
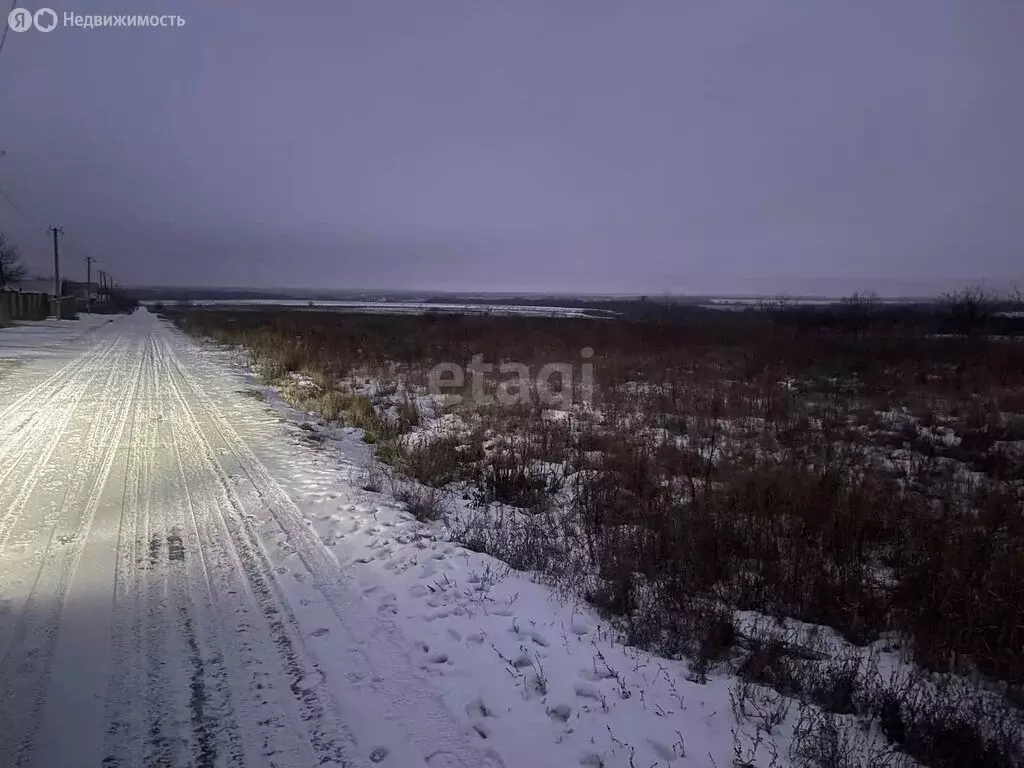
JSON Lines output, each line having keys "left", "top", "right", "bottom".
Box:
{"left": 165, "top": 302, "right": 1024, "bottom": 767}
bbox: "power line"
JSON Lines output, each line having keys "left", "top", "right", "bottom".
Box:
{"left": 0, "top": 184, "right": 100, "bottom": 286}
{"left": 0, "top": 0, "right": 21, "bottom": 61}
{"left": 0, "top": 184, "right": 58, "bottom": 279}
{"left": 0, "top": 184, "right": 46, "bottom": 231}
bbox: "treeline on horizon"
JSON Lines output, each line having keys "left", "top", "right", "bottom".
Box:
{"left": 141, "top": 286, "right": 1024, "bottom": 335}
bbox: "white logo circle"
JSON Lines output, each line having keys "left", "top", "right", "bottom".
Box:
{"left": 33, "top": 7, "right": 58, "bottom": 32}
{"left": 7, "top": 7, "right": 33, "bottom": 32}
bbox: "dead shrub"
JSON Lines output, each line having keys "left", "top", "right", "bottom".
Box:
{"left": 168, "top": 303, "right": 1024, "bottom": 763}
{"left": 393, "top": 482, "right": 450, "bottom": 522}
{"left": 395, "top": 434, "right": 467, "bottom": 488}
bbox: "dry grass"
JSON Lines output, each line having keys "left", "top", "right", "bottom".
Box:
{"left": 166, "top": 302, "right": 1024, "bottom": 767}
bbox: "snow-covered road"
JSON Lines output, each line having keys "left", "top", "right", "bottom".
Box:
{"left": 0, "top": 310, "right": 502, "bottom": 768}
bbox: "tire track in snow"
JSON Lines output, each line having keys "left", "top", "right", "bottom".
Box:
{"left": 170, "top": 409, "right": 319, "bottom": 768}
{"left": 1, "top": 312, "right": 503, "bottom": 767}
{"left": 141, "top": 366, "right": 191, "bottom": 768}
{"left": 0, "top": 335, "right": 120, "bottom": 482}
{"left": 0, "top": 338, "right": 124, "bottom": 551}
{"left": 158, "top": 333, "right": 354, "bottom": 768}
{"left": 0, "top": 334, "right": 146, "bottom": 766}
{"left": 161, "top": 386, "right": 247, "bottom": 768}
{"left": 158, "top": 310, "right": 505, "bottom": 768}
{"left": 0, "top": 336, "right": 133, "bottom": 650}
{"left": 0, "top": 340, "right": 126, "bottom": 683}
{"left": 101, "top": 333, "right": 159, "bottom": 768}
{"left": 0, "top": 333, "right": 119, "bottom": 449}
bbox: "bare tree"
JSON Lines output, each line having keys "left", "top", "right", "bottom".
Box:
{"left": 1009, "top": 284, "right": 1024, "bottom": 311}
{"left": 942, "top": 284, "right": 997, "bottom": 335}
{"left": 841, "top": 290, "right": 880, "bottom": 311}
{"left": 756, "top": 293, "right": 795, "bottom": 314}
{"left": 838, "top": 290, "right": 881, "bottom": 333}
{"left": 0, "top": 232, "right": 27, "bottom": 290}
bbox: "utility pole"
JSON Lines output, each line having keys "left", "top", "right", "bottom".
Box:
{"left": 49, "top": 226, "right": 63, "bottom": 319}
{"left": 85, "top": 256, "right": 94, "bottom": 313}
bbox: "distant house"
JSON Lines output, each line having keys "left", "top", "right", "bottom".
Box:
{"left": 10, "top": 279, "right": 96, "bottom": 299}
{"left": 13, "top": 279, "right": 55, "bottom": 295}
{"left": 64, "top": 280, "right": 99, "bottom": 301}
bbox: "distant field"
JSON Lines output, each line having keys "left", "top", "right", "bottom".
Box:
{"left": 140, "top": 298, "right": 618, "bottom": 318}
{"left": 163, "top": 300, "right": 1024, "bottom": 767}
{"left": 139, "top": 289, "right": 1024, "bottom": 325}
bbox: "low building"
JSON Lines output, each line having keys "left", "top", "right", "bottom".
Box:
{"left": 64, "top": 280, "right": 100, "bottom": 302}
{"left": 1, "top": 279, "right": 82, "bottom": 319}
{"left": 8, "top": 279, "right": 97, "bottom": 301}
{"left": 12, "top": 278, "right": 57, "bottom": 295}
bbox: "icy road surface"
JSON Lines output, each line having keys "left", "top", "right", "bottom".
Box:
{"left": 0, "top": 309, "right": 502, "bottom": 768}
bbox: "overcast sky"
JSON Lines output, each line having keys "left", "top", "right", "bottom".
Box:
{"left": 1, "top": 0, "right": 1021, "bottom": 295}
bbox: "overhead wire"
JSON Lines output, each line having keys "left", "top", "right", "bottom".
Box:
{"left": 0, "top": 183, "right": 94, "bottom": 281}
{"left": 0, "top": 183, "right": 46, "bottom": 231}
{"left": 0, "top": 0, "right": 21, "bottom": 61}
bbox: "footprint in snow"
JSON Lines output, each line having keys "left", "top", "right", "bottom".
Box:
{"left": 466, "top": 698, "right": 496, "bottom": 719}
{"left": 512, "top": 652, "right": 534, "bottom": 669}
{"left": 573, "top": 682, "right": 604, "bottom": 701}
{"left": 529, "top": 632, "right": 550, "bottom": 647}
{"left": 581, "top": 667, "right": 617, "bottom": 682}
{"left": 511, "top": 624, "right": 550, "bottom": 648}
{"left": 570, "top": 616, "right": 591, "bottom": 636}
{"left": 522, "top": 669, "right": 546, "bottom": 700}
{"left": 418, "top": 562, "right": 438, "bottom": 579}
{"left": 647, "top": 739, "right": 677, "bottom": 762}
{"left": 295, "top": 671, "right": 324, "bottom": 691}
{"left": 546, "top": 704, "right": 572, "bottom": 722}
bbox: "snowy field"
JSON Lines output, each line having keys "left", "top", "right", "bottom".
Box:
{"left": 162, "top": 306, "right": 1024, "bottom": 768}
{"left": 0, "top": 314, "right": 116, "bottom": 361}
{"left": 2, "top": 309, "right": 1020, "bottom": 768}
{"left": 0, "top": 309, "right": 764, "bottom": 768}
{"left": 140, "top": 299, "right": 613, "bottom": 318}
{"left": 0, "top": 310, "right": 504, "bottom": 767}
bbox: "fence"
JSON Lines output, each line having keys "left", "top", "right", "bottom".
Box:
{"left": 0, "top": 292, "right": 54, "bottom": 325}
